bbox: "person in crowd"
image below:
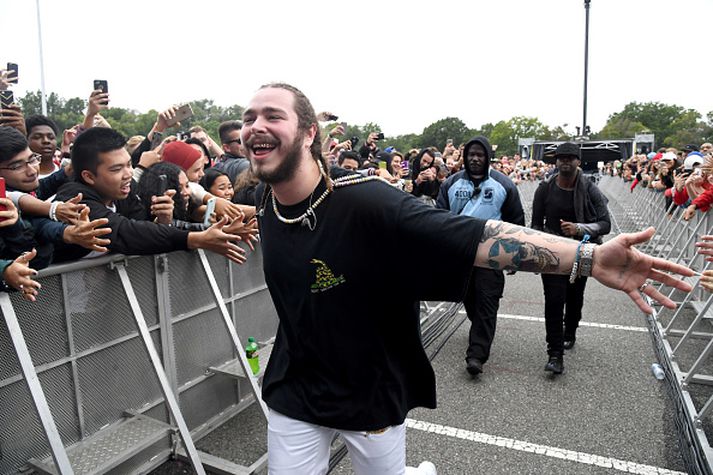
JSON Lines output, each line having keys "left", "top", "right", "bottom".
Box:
{"left": 213, "top": 120, "right": 250, "bottom": 183}
{"left": 54, "top": 127, "right": 250, "bottom": 263}
{"left": 25, "top": 115, "right": 61, "bottom": 178}
{"left": 126, "top": 135, "right": 145, "bottom": 155}
{"left": 682, "top": 154, "right": 713, "bottom": 221}
{"left": 137, "top": 162, "right": 197, "bottom": 229}
{"left": 241, "top": 82, "right": 690, "bottom": 474}
{"left": 531, "top": 142, "right": 611, "bottom": 374}
{"left": 651, "top": 151, "right": 676, "bottom": 213}
{"left": 189, "top": 125, "right": 223, "bottom": 161}
{"left": 672, "top": 152, "right": 705, "bottom": 207}
{"left": 337, "top": 150, "right": 361, "bottom": 171}
{"left": 411, "top": 148, "right": 440, "bottom": 203}
{"left": 0, "top": 127, "right": 112, "bottom": 268}
{"left": 436, "top": 136, "right": 525, "bottom": 377}
{"left": 0, "top": 197, "right": 42, "bottom": 301}
{"left": 200, "top": 168, "right": 234, "bottom": 201}
{"left": 161, "top": 140, "right": 251, "bottom": 222}
{"left": 702, "top": 143, "right": 713, "bottom": 155}
{"left": 386, "top": 150, "right": 409, "bottom": 191}
{"left": 233, "top": 168, "right": 261, "bottom": 206}
{"left": 358, "top": 132, "right": 381, "bottom": 161}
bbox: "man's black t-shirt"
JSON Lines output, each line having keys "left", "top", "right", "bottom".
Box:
{"left": 543, "top": 184, "right": 576, "bottom": 237}
{"left": 258, "top": 177, "right": 485, "bottom": 430}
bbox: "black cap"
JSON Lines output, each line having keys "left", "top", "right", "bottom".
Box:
{"left": 554, "top": 142, "right": 581, "bottom": 159}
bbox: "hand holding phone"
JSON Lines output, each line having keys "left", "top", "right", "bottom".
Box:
{"left": 0, "top": 90, "right": 14, "bottom": 109}
{"left": 204, "top": 197, "right": 217, "bottom": 227}
{"left": 6, "top": 63, "right": 18, "bottom": 84}
{"left": 157, "top": 175, "right": 168, "bottom": 196}
{"left": 165, "top": 104, "right": 193, "bottom": 128}
{"left": 93, "top": 80, "right": 109, "bottom": 106}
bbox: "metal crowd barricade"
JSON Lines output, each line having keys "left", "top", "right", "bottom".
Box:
{"left": 1, "top": 246, "right": 461, "bottom": 475}
{"left": 598, "top": 175, "right": 713, "bottom": 475}
{"left": 0, "top": 248, "right": 279, "bottom": 475}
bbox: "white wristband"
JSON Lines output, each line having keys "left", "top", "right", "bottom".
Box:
{"left": 49, "top": 201, "right": 61, "bottom": 221}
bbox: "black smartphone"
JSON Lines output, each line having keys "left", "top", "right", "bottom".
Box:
{"left": 157, "top": 174, "right": 168, "bottom": 195}
{"left": 376, "top": 132, "right": 385, "bottom": 140}
{"left": 93, "top": 79, "right": 108, "bottom": 93}
{"left": 350, "top": 136, "right": 359, "bottom": 147}
{"left": 93, "top": 80, "right": 109, "bottom": 105}
{"left": 6, "top": 63, "right": 18, "bottom": 84}
{"left": 0, "top": 90, "right": 14, "bottom": 109}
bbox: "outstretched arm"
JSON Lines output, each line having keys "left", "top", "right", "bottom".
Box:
{"left": 475, "top": 221, "right": 694, "bottom": 313}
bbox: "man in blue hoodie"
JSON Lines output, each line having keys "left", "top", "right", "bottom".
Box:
{"left": 436, "top": 136, "right": 524, "bottom": 376}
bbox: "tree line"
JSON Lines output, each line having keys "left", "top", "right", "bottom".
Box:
{"left": 18, "top": 90, "right": 713, "bottom": 157}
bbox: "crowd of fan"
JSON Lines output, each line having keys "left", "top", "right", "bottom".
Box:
{"left": 0, "top": 67, "right": 562, "bottom": 302}
{"left": 606, "top": 143, "right": 713, "bottom": 219}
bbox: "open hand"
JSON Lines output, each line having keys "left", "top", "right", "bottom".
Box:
{"left": 55, "top": 194, "right": 87, "bottom": 225}
{"left": 591, "top": 227, "right": 694, "bottom": 313}
{"left": 63, "top": 207, "right": 112, "bottom": 252}
{"left": 3, "top": 249, "right": 41, "bottom": 302}
{"left": 224, "top": 217, "right": 259, "bottom": 251}
{"left": 188, "top": 217, "right": 247, "bottom": 264}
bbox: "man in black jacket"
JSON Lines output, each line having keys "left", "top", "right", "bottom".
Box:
{"left": 55, "top": 127, "right": 247, "bottom": 263}
{"left": 531, "top": 142, "right": 611, "bottom": 374}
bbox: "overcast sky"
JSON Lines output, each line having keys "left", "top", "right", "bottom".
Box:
{"left": 2, "top": 0, "right": 712, "bottom": 137}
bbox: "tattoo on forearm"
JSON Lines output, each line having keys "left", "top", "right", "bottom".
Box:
{"left": 486, "top": 238, "right": 560, "bottom": 273}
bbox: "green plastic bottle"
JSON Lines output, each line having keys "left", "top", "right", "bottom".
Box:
{"left": 246, "top": 337, "right": 260, "bottom": 375}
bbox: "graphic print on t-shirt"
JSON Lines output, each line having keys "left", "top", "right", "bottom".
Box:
{"left": 310, "top": 259, "right": 346, "bottom": 293}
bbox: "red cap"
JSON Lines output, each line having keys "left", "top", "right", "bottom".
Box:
{"left": 162, "top": 141, "right": 202, "bottom": 171}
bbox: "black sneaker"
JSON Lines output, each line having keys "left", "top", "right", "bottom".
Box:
{"left": 563, "top": 339, "right": 576, "bottom": 350}
{"left": 466, "top": 358, "right": 483, "bottom": 376}
{"left": 544, "top": 356, "right": 564, "bottom": 374}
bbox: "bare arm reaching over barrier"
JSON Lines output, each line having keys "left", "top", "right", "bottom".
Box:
{"left": 475, "top": 222, "right": 693, "bottom": 313}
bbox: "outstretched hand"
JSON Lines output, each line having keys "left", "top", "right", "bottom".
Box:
{"left": 591, "top": 227, "right": 694, "bottom": 314}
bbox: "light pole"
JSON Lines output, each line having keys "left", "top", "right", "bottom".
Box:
{"left": 582, "top": 0, "right": 591, "bottom": 138}
{"left": 35, "top": 0, "right": 47, "bottom": 115}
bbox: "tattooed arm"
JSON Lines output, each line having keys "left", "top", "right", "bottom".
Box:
{"left": 474, "top": 221, "right": 694, "bottom": 313}
{"left": 475, "top": 220, "right": 575, "bottom": 274}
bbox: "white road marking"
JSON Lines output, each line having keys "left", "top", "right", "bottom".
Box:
{"left": 457, "top": 311, "right": 648, "bottom": 333}
{"left": 405, "top": 419, "right": 684, "bottom": 475}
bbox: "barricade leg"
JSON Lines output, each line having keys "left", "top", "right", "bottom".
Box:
{"left": 0, "top": 294, "right": 74, "bottom": 475}
{"left": 114, "top": 263, "right": 207, "bottom": 475}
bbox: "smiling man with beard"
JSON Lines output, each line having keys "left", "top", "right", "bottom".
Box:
{"left": 531, "top": 142, "right": 611, "bottom": 374}
{"left": 242, "top": 84, "right": 691, "bottom": 474}
{"left": 436, "top": 136, "right": 524, "bottom": 377}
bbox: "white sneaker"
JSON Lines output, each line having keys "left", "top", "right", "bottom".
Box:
{"left": 405, "top": 460, "right": 437, "bottom": 475}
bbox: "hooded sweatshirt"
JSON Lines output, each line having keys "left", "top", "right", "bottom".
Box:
{"left": 436, "top": 136, "right": 524, "bottom": 225}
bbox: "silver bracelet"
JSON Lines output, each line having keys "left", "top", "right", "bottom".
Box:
{"left": 568, "top": 260, "right": 579, "bottom": 284}
{"left": 578, "top": 243, "right": 596, "bottom": 278}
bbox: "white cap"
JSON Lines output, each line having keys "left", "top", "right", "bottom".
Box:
{"left": 684, "top": 153, "right": 704, "bottom": 170}
{"left": 661, "top": 151, "right": 677, "bottom": 162}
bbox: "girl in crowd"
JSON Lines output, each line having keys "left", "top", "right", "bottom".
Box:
{"left": 200, "top": 168, "right": 234, "bottom": 201}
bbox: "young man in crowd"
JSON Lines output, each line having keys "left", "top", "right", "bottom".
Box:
{"left": 214, "top": 120, "right": 250, "bottom": 183}
{"left": 54, "top": 127, "right": 248, "bottom": 263}
{"left": 0, "top": 127, "right": 112, "bottom": 268}
{"left": 241, "top": 82, "right": 691, "bottom": 474}
{"left": 25, "top": 115, "right": 60, "bottom": 177}
{"left": 189, "top": 125, "right": 224, "bottom": 162}
{"left": 436, "top": 136, "right": 524, "bottom": 377}
{"left": 531, "top": 142, "right": 611, "bottom": 374}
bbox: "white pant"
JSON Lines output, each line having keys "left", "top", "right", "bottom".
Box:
{"left": 267, "top": 409, "right": 432, "bottom": 475}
